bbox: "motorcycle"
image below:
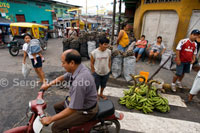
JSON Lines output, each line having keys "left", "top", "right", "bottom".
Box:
{"left": 4, "top": 89, "right": 124, "bottom": 133}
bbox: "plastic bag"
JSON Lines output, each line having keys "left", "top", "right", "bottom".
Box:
{"left": 112, "top": 55, "right": 123, "bottom": 78}
{"left": 123, "top": 56, "right": 136, "bottom": 81}
{"left": 22, "top": 63, "right": 32, "bottom": 78}
{"left": 127, "top": 41, "right": 136, "bottom": 51}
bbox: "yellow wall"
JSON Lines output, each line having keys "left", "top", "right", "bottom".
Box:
{"left": 134, "top": 0, "right": 200, "bottom": 50}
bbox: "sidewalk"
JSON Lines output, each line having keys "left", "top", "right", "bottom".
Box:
{"left": 83, "top": 59, "right": 197, "bottom": 91}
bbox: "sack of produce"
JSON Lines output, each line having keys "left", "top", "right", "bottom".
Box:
{"left": 79, "top": 38, "right": 88, "bottom": 57}
{"left": 87, "top": 41, "right": 96, "bottom": 58}
{"left": 70, "top": 37, "right": 80, "bottom": 52}
{"left": 112, "top": 55, "right": 123, "bottom": 78}
{"left": 123, "top": 56, "right": 136, "bottom": 81}
{"left": 160, "top": 50, "right": 174, "bottom": 70}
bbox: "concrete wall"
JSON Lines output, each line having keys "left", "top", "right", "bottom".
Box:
{"left": 134, "top": 0, "right": 200, "bottom": 50}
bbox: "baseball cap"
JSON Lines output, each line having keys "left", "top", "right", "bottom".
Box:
{"left": 191, "top": 29, "right": 200, "bottom": 35}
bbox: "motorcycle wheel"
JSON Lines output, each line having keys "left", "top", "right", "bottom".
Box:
{"left": 9, "top": 46, "right": 19, "bottom": 56}
{"left": 90, "top": 120, "right": 120, "bottom": 133}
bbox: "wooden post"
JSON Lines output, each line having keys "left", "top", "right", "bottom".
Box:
{"left": 111, "top": 0, "right": 116, "bottom": 45}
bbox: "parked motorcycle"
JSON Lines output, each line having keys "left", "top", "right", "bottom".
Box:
{"left": 7, "top": 35, "right": 47, "bottom": 56}
{"left": 4, "top": 89, "right": 124, "bottom": 133}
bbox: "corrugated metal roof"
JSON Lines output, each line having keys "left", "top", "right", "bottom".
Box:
{"left": 0, "top": 17, "right": 11, "bottom": 23}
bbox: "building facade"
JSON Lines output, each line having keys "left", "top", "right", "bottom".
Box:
{"left": 0, "top": 0, "right": 53, "bottom": 28}
{"left": 125, "top": 0, "right": 200, "bottom": 50}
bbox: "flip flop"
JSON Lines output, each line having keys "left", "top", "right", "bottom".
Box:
{"left": 100, "top": 95, "right": 107, "bottom": 100}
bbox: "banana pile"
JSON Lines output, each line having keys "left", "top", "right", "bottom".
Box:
{"left": 119, "top": 75, "right": 170, "bottom": 114}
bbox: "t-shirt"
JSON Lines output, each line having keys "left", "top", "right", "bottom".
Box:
{"left": 91, "top": 48, "right": 111, "bottom": 76}
{"left": 119, "top": 30, "right": 130, "bottom": 47}
{"left": 63, "top": 64, "right": 97, "bottom": 110}
{"left": 136, "top": 40, "right": 147, "bottom": 48}
{"left": 151, "top": 41, "right": 165, "bottom": 53}
{"left": 23, "top": 43, "right": 39, "bottom": 59}
{"left": 176, "top": 38, "right": 197, "bottom": 63}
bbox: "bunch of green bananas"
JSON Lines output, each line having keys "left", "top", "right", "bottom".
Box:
{"left": 119, "top": 75, "right": 170, "bottom": 114}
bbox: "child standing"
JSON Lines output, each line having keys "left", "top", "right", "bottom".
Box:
{"left": 91, "top": 36, "right": 111, "bottom": 99}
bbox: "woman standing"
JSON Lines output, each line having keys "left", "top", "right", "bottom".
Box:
{"left": 117, "top": 23, "right": 130, "bottom": 52}
{"left": 22, "top": 34, "right": 46, "bottom": 83}
{"left": 147, "top": 36, "right": 166, "bottom": 65}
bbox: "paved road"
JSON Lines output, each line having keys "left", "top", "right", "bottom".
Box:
{"left": 0, "top": 39, "right": 200, "bottom": 132}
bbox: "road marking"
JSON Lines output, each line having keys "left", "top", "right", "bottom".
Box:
{"left": 103, "top": 87, "right": 187, "bottom": 108}
{"left": 117, "top": 110, "right": 200, "bottom": 133}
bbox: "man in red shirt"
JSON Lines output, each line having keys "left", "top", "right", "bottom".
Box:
{"left": 171, "top": 29, "right": 200, "bottom": 92}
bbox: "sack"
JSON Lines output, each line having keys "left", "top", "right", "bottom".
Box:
{"left": 22, "top": 63, "right": 32, "bottom": 78}
{"left": 127, "top": 41, "right": 136, "bottom": 51}
{"left": 112, "top": 55, "right": 123, "bottom": 78}
{"left": 159, "top": 50, "right": 174, "bottom": 70}
{"left": 70, "top": 38, "right": 80, "bottom": 52}
{"left": 87, "top": 41, "right": 96, "bottom": 58}
{"left": 123, "top": 56, "right": 136, "bottom": 81}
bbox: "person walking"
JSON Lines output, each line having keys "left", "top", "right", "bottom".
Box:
{"left": 90, "top": 36, "right": 111, "bottom": 99}
{"left": 23, "top": 34, "right": 46, "bottom": 84}
{"left": 171, "top": 29, "right": 200, "bottom": 92}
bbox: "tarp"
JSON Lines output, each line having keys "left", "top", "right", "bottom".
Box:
{"left": 0, "top": 23, "right": 10, "bottom": 26}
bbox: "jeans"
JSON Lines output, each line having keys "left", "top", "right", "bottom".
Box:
{"left": 117, "top": 44, "right": 126, "bottom": 52}
{"left": 133, "top": 47, "right": 145, "bottom": 55}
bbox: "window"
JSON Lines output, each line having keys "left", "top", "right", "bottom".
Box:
{"left": 144, "top": 0, "right": 181, "bottom": 4}
{"left": 16, "top": 14, "right": 25, "bottom": 22}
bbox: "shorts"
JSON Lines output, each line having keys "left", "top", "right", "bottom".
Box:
{"left": 189, "top": 73, "right": 200, "bottom": 95}
{"left": 176, "top": 62, "right": 191, "bottom": 76}
{"left": 31, "top": 56, "right": 42, "bottom": 68}
{"left": 133, "top": 47, "right": 145, "bottom": 55}
{"left": 93, "top": 72, "right": 110, "bottom": 90}
{"left": 29, "top": 45, "right": 41, "bottom": 54}
{"left": 117, "top": 44, "right": 126, "bottom": 52}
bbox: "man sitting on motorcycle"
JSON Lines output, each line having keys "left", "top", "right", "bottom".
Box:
{"left": 40, "top": 49, "right": 98, "bottom": 133}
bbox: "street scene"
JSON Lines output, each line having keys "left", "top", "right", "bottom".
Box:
{"left": 0, "top": 0, "right": 200, "bottom": 133}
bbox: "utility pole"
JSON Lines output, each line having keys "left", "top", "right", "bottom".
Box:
{"left": 96, "top": 5, "right": 99, "bottom": 30}
{"left": 117, "top": 0, "right": 122, "bottom": 34}
{"left": 85, "top": 0, "right": 88, "bottom": 31}
{"left": 111, "top": 0, "right": 116, "bottom": 45}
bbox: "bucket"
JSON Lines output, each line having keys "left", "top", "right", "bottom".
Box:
{"left": 139, "top": 71, "right": 149, "bottom": 83}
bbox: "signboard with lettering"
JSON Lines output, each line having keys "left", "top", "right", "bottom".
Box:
{"left": 0, "top": 2, "right": 10, "bottom": 13}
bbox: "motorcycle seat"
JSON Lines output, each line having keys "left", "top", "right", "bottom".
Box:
{"left": 95, "top": 100, "right": 115, "bottom": 119}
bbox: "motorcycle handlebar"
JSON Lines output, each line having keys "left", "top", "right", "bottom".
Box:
{"left": 39, "top": 89, "right": 45, "bottom": 92}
